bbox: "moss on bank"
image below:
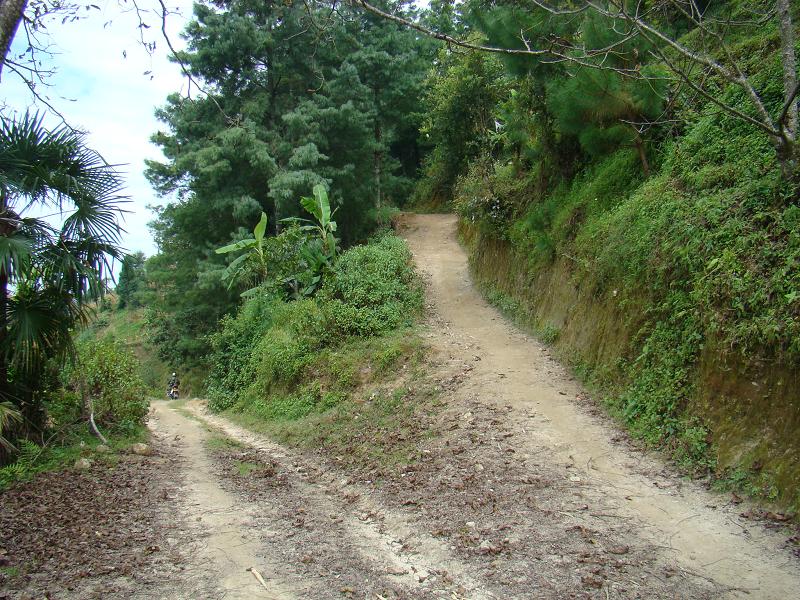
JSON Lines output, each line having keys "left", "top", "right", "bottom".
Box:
{"left": 460, "top": 152, "right": 800, "bottom": 510}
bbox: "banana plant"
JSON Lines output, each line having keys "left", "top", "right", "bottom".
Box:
{"left": 280, "top": 184, "right": 340, "bottom": 298}
{"left": 301, "top": 184, "right": 338, "bottom": 260}
{"left": 282, "top": 184, "right": 339, "bottom": 261}
{"left": 215, "top": 211, "right": 269, "bottom": 296}
{"left": 282, "top": 242, "right": 329, "bottom": 300}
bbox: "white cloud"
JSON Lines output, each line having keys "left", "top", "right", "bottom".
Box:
{"left": 1, "top": 0, "right": 196, "bottom": 256}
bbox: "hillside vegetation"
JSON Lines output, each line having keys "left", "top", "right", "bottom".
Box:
{"left": 6, "top": 0, "right": 794, "bottom": 513}
{"left": 411, "top": 1, "right": 800, "bottom": 509}
{"left": 205, "top": 232, "right": 427, "bottom": 452}
{"left": 108, "top": 0, "right": 797, "bottom": 510}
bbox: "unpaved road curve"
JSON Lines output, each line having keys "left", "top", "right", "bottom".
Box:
{"left": 400, "top": 213, "right": 800, "bottom": 599}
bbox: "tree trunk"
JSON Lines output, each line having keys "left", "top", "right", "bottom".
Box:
{"left": 777, "top": 0, "right": 798, "bottom": 139}
{"left": 0, "top": 0, "right": 28, "bottom": 81}
{"left": 79, "top": 376, "right": 108, "bottom": 444}
{"left": 374, "top": 121, "right": 383, "bottom": 215}
{"left": 776, "top": 0, "right": 798, "bottom": 175}
{"left": 0, "top": 269, "right": 7, "bottom": 399}
{"left": 0, "top": 190, "right": 10, "bottom": 405}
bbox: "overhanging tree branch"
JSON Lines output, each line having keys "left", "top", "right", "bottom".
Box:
{"left": 0, "top": 0, "right": 28, "bottom": 81}
{"left": 352, "top": 0, "right": 550, "bottom": 56}
{"left": 351, "top": 0, "right": 799, "bottom": 176}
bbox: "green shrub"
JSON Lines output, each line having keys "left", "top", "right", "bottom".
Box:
{"left": 0, "top": 440, "right": 41, "bottom": 487}
{"left": 319, "top": 233, "right": 423, "bottom": 338}
{"left": 206, "top": 291, "right": 291, "bottom": 411}
{"left": 59, "top": 339, "right": 148, "bottom": 432}
{"left": 206, "top": 233, "right": 424, "bottom": 416}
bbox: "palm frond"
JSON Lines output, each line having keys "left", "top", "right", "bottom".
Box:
{"left": 0, "top": 111, "right": 125, "bottom": 416}
{"left": 0, "top": 232, "right": 33, "bottom": 280}
{"left": 4, "top": 286, "right": 92, "bottom": 372}
{"left": 0, "top": 111, "right": 128, "bottom": 226}
{"left": 0, "top": 401, "right": 22, "bottom": 452}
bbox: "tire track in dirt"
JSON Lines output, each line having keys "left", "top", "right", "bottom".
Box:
{"left": 400, "top": 213, "right": 800, "bottom": 599}
{"left": 185, "top": 400, "right": 499, "bottom": 600}
{"left": 149, "top": 402, "right": 297, "bottom": 600}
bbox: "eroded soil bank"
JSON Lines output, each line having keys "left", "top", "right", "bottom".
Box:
{"left": 459, "top": 216, "right": 800, "bottom": 508}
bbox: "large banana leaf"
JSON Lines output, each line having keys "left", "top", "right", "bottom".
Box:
{"left": 300, "top": 184, "right": 331, "bottom": 227}
{"left": 216, "top": 238, "right": 257, "bottom": 254}
{"left": 253, "top": 211, "right": 268, "bottom": 243}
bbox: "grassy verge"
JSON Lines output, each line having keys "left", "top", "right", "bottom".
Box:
{"left": 202, "top": 232, "right": 438, "bottom": 472}
{"left": 221, "top": 328, "right": 442, "bottom": 472}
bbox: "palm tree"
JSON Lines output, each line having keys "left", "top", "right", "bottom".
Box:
{"left": 0, "top": 112, "right": 125, "bottom": 449}
{"left": 0, "top": 400, "right": 21, "bottom": 451}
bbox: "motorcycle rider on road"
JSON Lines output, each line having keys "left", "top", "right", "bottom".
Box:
{"left": 167, "top": 372, "right": 180, "bottom": 398}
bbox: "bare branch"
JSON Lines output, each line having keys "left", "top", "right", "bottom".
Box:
{"left": 645, "top": 40, "right": 778, "bottom": 138}
{"left": 778, "top": 81, "right": 800, "bottom": 133}
{"left": 598, "top": 0, "right": 776, "bottom": 132}
{"left": 528, "top": 0, "right": 589, "bottom": 17}
{"left": 2, "top": 59, "right": 75, "bottom": 126}
{"left": 156, "top": 0, "right": 232, "bottom": 122}
{"left": 352, "top": 0, "right": 549, "bottom": 56}
{"left": 126, "top": 0, "right": 158, "bottom": 55}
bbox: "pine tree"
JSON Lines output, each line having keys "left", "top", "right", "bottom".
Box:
{"left": 116, "top": 252, "right": 147, "bottom": 309}
{"left": 546, "top": 12, "right": 669, "bottom": 175}
{"left": 144, "top": 0, "right": 432, "bottom": 361}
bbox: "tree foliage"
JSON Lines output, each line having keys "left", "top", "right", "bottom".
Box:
{"left": 116, "top": 251, "right": 146, "bottom": 309}
{"left": 144, "top": 0, "right": 434, "bottom": 363}
{"left": 0, "top": 111, "right": 124, "bottom": 452}
{"left": 60, "top": 338, "right": 148, "bottom": 432}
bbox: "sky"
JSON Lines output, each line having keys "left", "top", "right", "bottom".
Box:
{"left": 1, "top": 0, "right": 196, "bottom": 257}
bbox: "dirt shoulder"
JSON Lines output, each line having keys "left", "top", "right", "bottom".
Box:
{"left": 0, "top": 433, "right": 215, "bottom": 600}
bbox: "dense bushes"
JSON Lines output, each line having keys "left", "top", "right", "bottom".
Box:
{"left": 0, "top": 339, "right": 148, "bottom": 486}
{"left": 319, "top": 235, "right": 423, "bottom": 337}
{"left": 206, "top": 233, "right": 423, "bottom": 413}
{"left": 56, "top": 339, "right": 149, "bottom": 433}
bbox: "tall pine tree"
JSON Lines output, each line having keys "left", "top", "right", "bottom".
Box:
{"left": 144, "top": 0, "right": 433, "bottom": 362}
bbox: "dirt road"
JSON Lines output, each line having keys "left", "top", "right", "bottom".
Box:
{"left": 143, "top": 214, "right": 798, "bottom": 599}
{"left": 7, "top": 213, "right": 797, "bottom": 599}
{"left": 401, "top": 213, "right": 800, "bottom": 597}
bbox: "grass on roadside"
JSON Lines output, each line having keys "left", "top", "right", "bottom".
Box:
{"left": 225, "top": 381, "right": 442, "bottom": 471}
{"left": 205, "top": 434, "right": 244, "bottom": 451}
{"left": 219, "top": 327, "right": 443, "bottom": 472}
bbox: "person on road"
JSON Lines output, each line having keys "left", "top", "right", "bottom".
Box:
{"left": 167, "top": 372, "right": 180, "bottom": 397}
